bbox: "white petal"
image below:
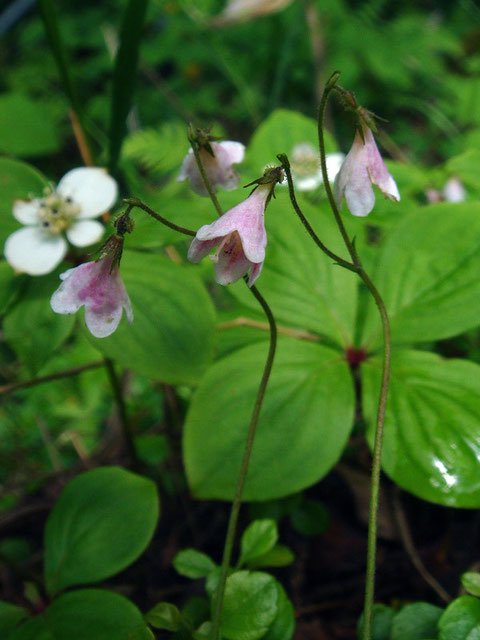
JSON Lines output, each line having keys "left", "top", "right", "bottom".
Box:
{"left": 344, "top": 182, "right": 376, "bottom": 217}
{"left": 13, "top": 199, "right": 41, "bottom": 224}
{"left": 442, "top": 177, "right": 466, "bottom": 203}
{"left": 325, "top": 152, "right": 346, "bottom": 183}
{"left": 219, "top": 141, "right": 245, "bottom": 164}
{"left": 85, "top": 303, "right": 123, "bottom": 338}
{"left": 4, "top": 227, "right": 67, "bottom": 275}
{"left": 66, "top": 220, "right": 105, "bottom": 247}
{"left": 295, "top": 174, "right": 322, "bottom": 191}
{"left": 57, "top": 167, "right": 118, "bottom": 218}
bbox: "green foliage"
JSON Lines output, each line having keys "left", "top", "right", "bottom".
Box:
{"left": 391, "top": 603, "right": 443, "bottom": 640}
{"left": 123, "top": 122, "right": 189, "bottom": 176}
{"left": 44, "top": 466, "right": 159, "bottom": 595}
{"left": 0, "top": 601, "right": 28, "bottom": 638}
{"left": 10, "top": 589, "right": 151, "bottom": 640}
{"left": 290, "top": 499, "right": 330, "bottom": 537}
{"left": 462, "top": 573, "right": 480, "bottom": 597}
{"left": 438, "top": 596, "right": 480, "bottom": 640}
{"left": 145, "top": 602, "right": 182, "bottom": 631}
{"left": 184, "top": 338, "right": 354, "bottom": 501}
{"left": 363, "top": 350, "right": 480, "bottom": 507}
{"left": 357, "top": 604, "right": 395, "bottom": 640}
{"left": 173, "top": 549, "right": 217, "bottom": 579}
{"left": 238, "top": 519, "right": 278, "bottom": 567}
{"left": 89, "top": 251, "right": 217, "bottom": 384}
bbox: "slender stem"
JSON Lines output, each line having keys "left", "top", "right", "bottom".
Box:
{"left": 316, "top": 72, "right": 392, "bottom": 640}
{"left": 0, "top": 361, "right": 104, "bottom": 395}
{"left": 123, "top": 198, "right": 196, "bottom": 237}
{"left": 277, "top": 153, "right": 358, "bottom": 273}
{"left": 190, "top": 138, "right": 278, "bottom": 640}
{"left": 210, "top": 282, "right": 277, "bottom": 640}
{"left": 190, "top": 144, "right": 224, "bottom": 217}
{"left": 104, "top": 358, "right": 137, "bottom": 465}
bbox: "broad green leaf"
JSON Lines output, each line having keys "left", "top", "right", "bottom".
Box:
{"left": 357, "top": 603, "right": 395, "bottom": 640}
{"left": 4, "top": 269, "right": 75, "bottom": 375}
{"left": 173, "top": 549, "right": 217, "bottom": 579}
{"left": 290, "top": 499, "right": 329, "bottom": 536}
{"left": 245, "top": 109, "right": 336, "bottom": 180}
{"left": 261, "top": 582, "right": 295, "bottom": 640}
{"left": 220, "top": 571, "right": 278, "bottom": 640}
{"left": 11, "top": 589, "right": 150, "bottom": 640}
{"left": 89, "top": 251, "right": 216, "bottom": 384}
{"left": 145, "top": 602, "right": 182, "bottom": 631}
{"left": 439, "top": 596, "right": 480, "bottom": 640}
{"left": 239, "top": 519, "right": 278, "bottom": 567}
{"left": 184, "top": 338, "right": 355, "bottom": 501}
{"left": 363, "top": 350, "right": 480, "bottom": 507}
{"left": 360, "top": 203, "right": 480, "bottom": 348}
{"left": 0, "top": 157, "right": 49, "bottom": 247}
{"left": 391, "top": 602, "right": 443, "bottom": 640}
{"left": 44, "top": 466, "right": 159, "bottom": 595}
{"left": 462, "top": 573, "right": 480, "bottom": 597}
{"left": 0, "top": 94, "right": 60, "bottom": 157}
{"left": 0, "top": 601, "right": 28, "bottom": 637}
{"left": 228, "top": 191, "right": 358, "bottom": 348}
{"left": 0, "top": 261, "right": 25, "bottom": 316}
{"left": 446, "top": 150, "right": 480, "bottom": 191}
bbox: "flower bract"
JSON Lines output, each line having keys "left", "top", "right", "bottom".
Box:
{"left": 5, "top": 167, "right": 117, "bottom": 275}
{"left": 177, "top": 141, "right": 245, "bottom": 196}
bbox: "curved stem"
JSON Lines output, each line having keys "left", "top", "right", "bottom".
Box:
{"left": 123, "top": 198, "right": 196, "bottom": 236}
{"left": 210, "top": 283, "right": 277, "bottom": 640}
{"left": 190, "top": 144, "right": 223, "bottom": 217}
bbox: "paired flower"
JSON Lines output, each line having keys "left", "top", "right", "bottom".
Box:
{"left": 334, "top": 123, "right": 400, "bottom": 217}
{"left": 5, "top": 167, "right": 118, "bottom": 275}
{"left": 177, "top": 140, "right": 245, "bottom": 197}
{"left": 281, "top": 142, "right": 345, "bottom": 191}
{"left": 188, "top": 179, "right": 279, "bottom": 287}
{"left": 50, "top": 235, "right": 132, "bottom": 339}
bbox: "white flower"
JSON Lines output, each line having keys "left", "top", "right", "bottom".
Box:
{"left": 212, "top": 0, "right": 293, "bottom": 25}
{"left": 442, "top": 177, "right": 466, "bottom": 203}
{"left": 177, "top": 141, "right": 245, "bottom": 197}
{"left": 4, "top": 167, "right": 118, "bottom": 275}
{"left": 280, "top": 143, "right": 345, "bottom": 191}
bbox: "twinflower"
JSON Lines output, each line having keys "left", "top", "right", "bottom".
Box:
{"left": 5, "top": 167, "right": 117, "bottom": 275}
{"left": 177, "top": 141, "right": 245, "bottom": 197}
{"left": 50, "top": 235, "right": 132, "bottom": 338}
{"left": 334, "top": 124, "right": 400, "bottom": 217}
{"left": 188, "top": 180, "right": 277, "bottom": 286}
{"left": 282, "top": 142, "right": 344, "bottom": 191}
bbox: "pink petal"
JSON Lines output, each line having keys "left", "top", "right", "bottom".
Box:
{"left": 364, "top": 127, "right": 400, "bottom": 202}
{"left": 187, "top": 236, "right": 219, "bottom": 263}
{"left": 248, "top": 261, "right": 264, "bottom": 287}
{"left": 211, "top": 235, "right": 252, "bottom": 285}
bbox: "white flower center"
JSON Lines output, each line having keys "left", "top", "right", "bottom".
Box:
{"left": 37, "top": 192, "right": 81, "bottom": 235}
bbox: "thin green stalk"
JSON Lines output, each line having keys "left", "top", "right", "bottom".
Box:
{"left": 104, "top": 358, "right": 137, "bottom": 466}
{"left": 0, "top": 361, "right": 104, "bottom": 395}
{"left": 316, "top": 72, "right": 392, "bottom": 640}
{"left": 123, "top": 198, "right": 196, "bottom": 236}
{"left": 190, "top": 142, "right": 278, "bottom": 640}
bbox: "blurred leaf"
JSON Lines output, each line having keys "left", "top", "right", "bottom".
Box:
{"left": 290, "top": 499, "right": 329, "bottom": 536}
{"left": 363, "top": 350, "right": 480, "bottom": 507}
{"left": 391, "top": 602, "right": 443, "bottom": 640}
{"left": 0, "top": 601, "right": 28, "bottom": 637}
{"left": 261, "top": 582, "right": 295, "bottom": 640}
{"left": 123, "top": 122, "right": 188, "bottom": 176}
{"left": 89, "top": 251, "right": 216, "bottom": 384}
{"left": 4, "top": 269, "right": 75, "bottom": 375}
{"left": 109, "top": 0, "right": 149, "bottom": 173}
{"left": 10, "top": 589, "right": 150, "bottom": 640}
{"left": 0, "top": 157, "right": 49, "bottom": 247}
{"left": 361, "top": 203, "right": 480, "bottom": 348}
{"left": 145, "top": 602, "right": 182, "bottom": 631}
{"left": 438, "top": 596, "right": 480, "bottom": 640}
{"left": 135, "top": 434, "right": 168, "bottom": 467}
{"left": 220, "top": 571, "right": 278, "bottom": 640}
{"left": 184, "top": 338, "right": 354, "bottom": 501}
{"left": 446, "top": 150, "right": 480, "bottom": 191}
{"left": 0, "top": 261, "right": 25, "bottom": 316}
{"left": 173, "top": 549, "right": 217, "bottom": 579}
{"left": 462, "top": 573, "right": 480, "bottom": 597}
{"left": 357, "top": 603, "right": 395, "bottom": 640}
{"left": 246, "top": 544, "right": 294, "bottom": 569}
{"left": 239, "top": 519, "right": 278, "bottom": 567}
{"left": 0, "top": 94, "right": 60, "bottom": 157}
{"left": 44, "top": 466, "right": 159, "bottom": 595}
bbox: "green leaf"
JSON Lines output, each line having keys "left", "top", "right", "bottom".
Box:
{"left": 290, "top": 499, "right": 329, "bottom": 536}
{"left": 0, "top": 94, "right": 60, "bottom": 157}
{"left": 246, "top": 544, "right": 295, "bottom": 569}
{"left": 462, "top": 573, "right": 480, "bottom": 597}
{"left": 10, "top": 589, "right": 150, "bottom": 640}
{"left": 439, "top": 596, "right": 480, "bottom": 640}
{"left": 4, "top": 269, "right": 75, "bottom": 375}
{"left": 0, "top": 261, "right": 25, "bottom": 316}
{"left": 357, "top": 604, "right": 395, "bottom": 640}
{"left": 0, "top": 601, "right": 28, "bottom": 637}
{"left": 261, "top": 582, "right": 295, "bottom": 640}
{"left": 239, "top": 520, "right": 278, "bottom": 567}
{"left": 123, "top": 122, "right": 189, "bottom": 176}
{"left": 184, "top": 338, "right": 354, "bottom": 501}
{"left": 360, "top": 203, "right": 480, "bottom": 348}
{"left": 391, "top": 602, "right": 443, "bottom": 640}
{"left": 109, "top": 0, "right": 149, "bottom": 173}
{"left": 245, "top": 109, "right": 337, "bottom": 180}
{"left": 44, "top": 466, "right": 159, "bottom": 595}
{"left": 228, "top": 190, "right": 358, "bottom": 348}
{"left": 446, "top": 150, "right": 480, "bottom": 191}
{"left": 363, "top": 350, "right": 480, "bottom": 507}
{"left": 0, "top": 157, "right": 49, "bottom": 247}
{"left": 173, "top": 549, "right": 217, "bottom": 579}
{"left": 145, "top": 602, "right": 182, "bottom": 631}
{"left": 89, "top": 251, "right": 216, "bottom": 384}
{"left": 220, "top": 571, "right": 278, "bottom": 640}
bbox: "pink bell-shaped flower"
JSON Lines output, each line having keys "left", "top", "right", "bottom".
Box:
{"left": 177, "top": 141, "right": 245, "bottom": 197}
{"left": 50, "top": 237, "right": 132, "bottom": 338}
{"left": 188, "top": 183, "right": 271, "bottom": 287}
{"left": 334, "top": 124, "right": 400, "bottom": 217}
